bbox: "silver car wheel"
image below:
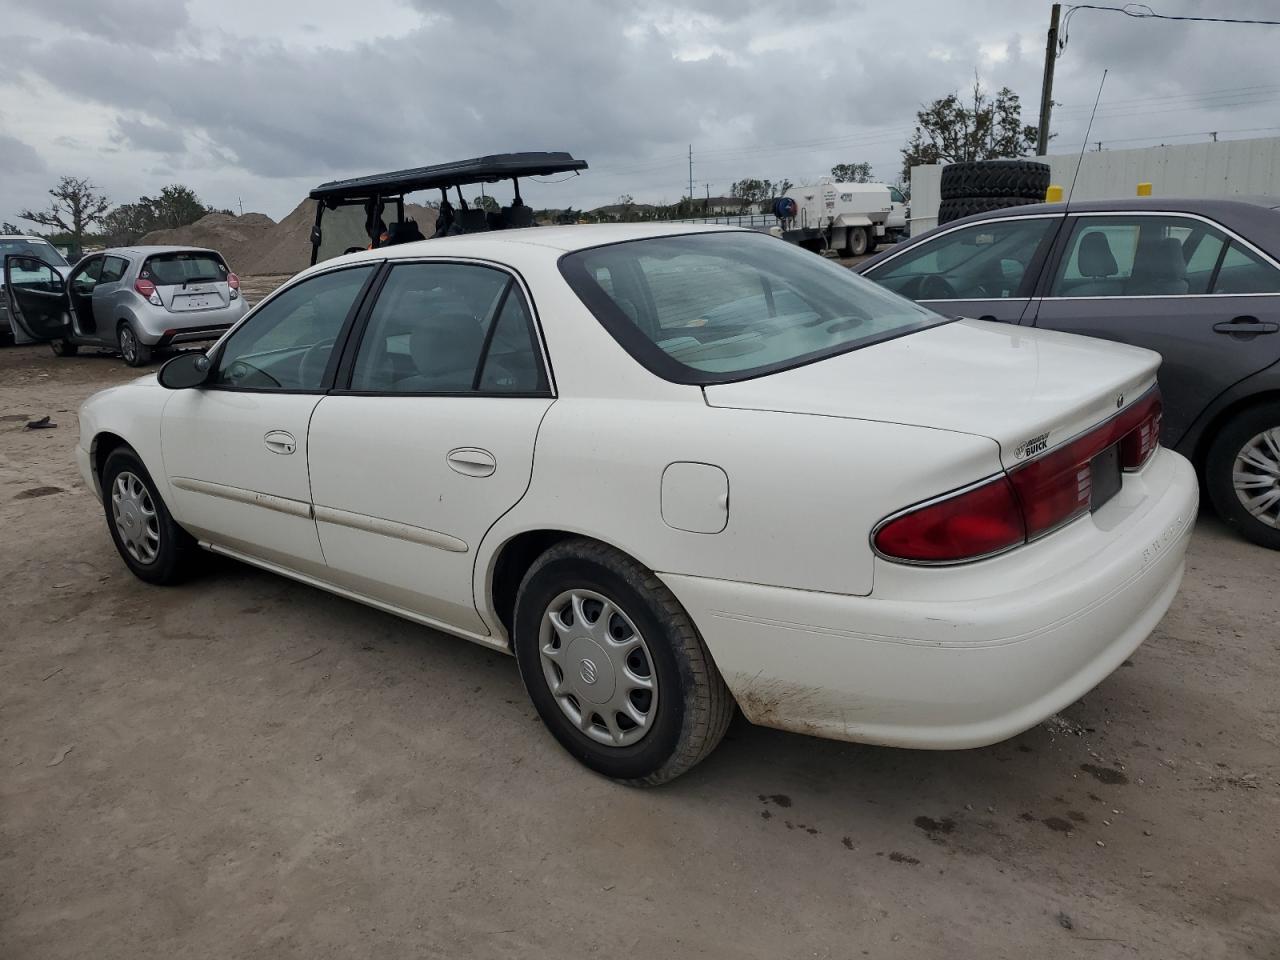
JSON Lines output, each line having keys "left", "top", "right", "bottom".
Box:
{"left": 539, "top": 588, "right": 658, "bottom": 748}
{"left": 111, "top": 471, "right": 160, "bottom": 564}
{"left": 1233, "top": 427, "right": 1280, "bottom": 529}
{"left": 119, "top": 325, "right": 137, "bottom": 363}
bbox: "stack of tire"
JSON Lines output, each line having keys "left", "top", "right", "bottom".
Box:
{"left": 937, "top": 160, "right": 1052, "bottom": 225}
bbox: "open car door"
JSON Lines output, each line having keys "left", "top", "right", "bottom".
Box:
{"left": 4, "top": 255, "right": 70, "bottom": 344}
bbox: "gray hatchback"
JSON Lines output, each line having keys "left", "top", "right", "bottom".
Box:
{"left": 856, "top": 196, "right": 1280, "bottom": 549}
{"left": 3, "top": 245, "right": 249, "bottom": 366}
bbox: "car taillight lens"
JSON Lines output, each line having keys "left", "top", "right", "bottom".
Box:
{"left": 875, "top": 387, "right": 1163, "bottom": 563}
{"left": 228, "top": 272, "right": 240, "bottom": 300}
{"left": 874, "top": 476, "right": 1026, "bottom": 563}
{"left": 134, "top": 278, "right": 162, "bottom": 306}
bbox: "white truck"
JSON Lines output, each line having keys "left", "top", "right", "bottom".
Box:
{"left": 771, "top": 179, "right": 902, "bottom": 256}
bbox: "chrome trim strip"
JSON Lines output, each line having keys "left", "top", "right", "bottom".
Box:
{"left": 312, "top": 503, "right": 468, "bottom": 553}
{"left": 171, "top": 477, "right": 313, "bottom": 519}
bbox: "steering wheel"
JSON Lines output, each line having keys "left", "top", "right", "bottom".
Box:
{"left": 918, "top": 274, "right": 958, "bottom": 300}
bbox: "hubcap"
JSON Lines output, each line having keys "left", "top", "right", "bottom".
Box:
{"left": 111, "top": 471, "right": 160, "bottom": 564}
{"left": 539, "top": 588, "right": 657, "bottom": 747}
{"left": 120, "top": 328, "right": 135, "bottom": 361}
{"left": 1233, "top": 427, "right": 1280, "bottom": 529}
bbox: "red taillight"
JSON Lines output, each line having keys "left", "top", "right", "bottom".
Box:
{"left": 134, "top": 278, "right": 162, "bottom": 306}
{"left": 875, "top": 387, "right": 1163, "bottom": 563}
{"left": 228, "top": 272, "right": 240, "bottom": 299}
{"left": 874, "top": 476, "right": 1026, "bottom": 563}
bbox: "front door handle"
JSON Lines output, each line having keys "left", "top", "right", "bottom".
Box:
{"left": 1213, "top": 316, "right": 1280, "bottom": 337}
{"left": 264, "top": 430, "right": 297, "bottom": 455}
{"left": 446, "top": 447, "right": 496, "bottom": 477}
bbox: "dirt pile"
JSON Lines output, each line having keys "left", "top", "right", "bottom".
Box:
{"left": 137, "top": 200, "right": 439, "bottom": 277}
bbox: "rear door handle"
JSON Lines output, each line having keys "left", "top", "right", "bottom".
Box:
{"left": 446, "top": 447, "right": 496, "bottom": 477}
{"left": 1213, "top": 316, "right": 1279, "bottom": 336}
{"left": 264, "top": 430, "right": 296, "bottom": 455}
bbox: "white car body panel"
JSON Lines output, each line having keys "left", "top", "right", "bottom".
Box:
{"left": 75, "top": 223, "right": 1199, "bottom": 751}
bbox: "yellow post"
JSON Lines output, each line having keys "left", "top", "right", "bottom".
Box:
{"left": 1137, "top": 182, "right": 1153, "bottom": 196}
{"left": 1045, "top": 184, "right": 1064, "bottom": 202}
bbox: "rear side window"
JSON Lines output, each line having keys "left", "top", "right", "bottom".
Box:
{"left": 348, "top": 262, "right": 547, "bottom": 395}
{"left": 142, "top": 252, "right": 228, "bottom": 286}
{"left": 99, "top": 256, "right": 129, "bottom": 284}
{"left": 1212, "top": 241, "right": 1280, "bottom": 294}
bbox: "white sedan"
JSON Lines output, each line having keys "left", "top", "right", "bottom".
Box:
{"left": 75, "top": 223, "right": 1198, "bottom": 784}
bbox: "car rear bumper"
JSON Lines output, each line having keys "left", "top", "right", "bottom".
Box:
{"left": 660, "top": 448, "right": 1198, "bottom": 749}
{"left": 137, "top": 300, "right": 248, "bottom": 345}
{"left": 153, "top": 324, "right": 235, "bottom": 348}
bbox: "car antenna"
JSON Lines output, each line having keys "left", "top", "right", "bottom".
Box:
{"left": 1067, "top": 68, "right": 1108, "bottom": 208}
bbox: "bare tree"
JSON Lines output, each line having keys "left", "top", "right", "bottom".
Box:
{"left": 19, "top": 176, "right": 111, "bottom": 255}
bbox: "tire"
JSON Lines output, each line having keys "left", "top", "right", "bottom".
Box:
{"left": 843, "top": 226, "right": 869, "bottom": 257}
{"left": 118, "top": 322, "right": 152, "bottom": 367}
{"left": 100, "top": 448, "right": 200, "bottom": 584}
{"left": 940, "top": 160, "right": 1051, "bottom": 201}
{"left": 937, "top": 195, "right": 1037, "bottom": 225}
{"left": 51, "top": 339, "right": 79, "bottom": 357}
{"left": 1204, "top": 403, "right": 1280, "bottom": 550}
{"left": 512, "top": 538, "right": 734, "bottom": 785}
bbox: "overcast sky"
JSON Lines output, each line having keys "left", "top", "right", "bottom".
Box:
{"left": 2, "top": 0, "right": 1279, "bottom": 223}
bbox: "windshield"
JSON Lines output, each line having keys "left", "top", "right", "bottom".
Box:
{"left": 0, "top": 238, "right": 69, "bottom": 269}
{"left": 559, "top": 231, "right": 944, "bottom": 384}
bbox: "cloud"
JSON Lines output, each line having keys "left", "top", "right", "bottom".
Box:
{"left": 40, "top": 0, "right": 192, "bottom": 45}
{"left": 0, "top": 134, "right": 47, "bottom": 175}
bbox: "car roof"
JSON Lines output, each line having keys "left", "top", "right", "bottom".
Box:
{"left": 0, "top": 235, "right": 56, "bottom": 242}
{"left": 986, "top": 195, "right": 1280, "bottom": 217}
{"left": 97, "top": 245, "right": 221, "bottom": 258}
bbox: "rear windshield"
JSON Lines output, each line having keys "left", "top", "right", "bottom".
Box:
{"left": 559, "top": 231, "right": 943, "bottom": 384}
{"left": 141, "top": 252, "right": 229, "bottom": 286}
{"left": 0, "top": 238, "right": 69, "bottom": 268}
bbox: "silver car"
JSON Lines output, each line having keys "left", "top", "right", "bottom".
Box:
{"left": 2, "top": 245, "right": 249, "bottom": 366}
{"left": 0, "top": 235, "right": 70, "bottom": 339}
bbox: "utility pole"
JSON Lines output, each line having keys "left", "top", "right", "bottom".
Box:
{"left": 1210, "top": 131, "right": 1218, "bottom": 142}
{"left": 1037, "top": 3, "right": 1061, "bottom": 155}
{"left": 688, "top": 145, "right": 694, "bottom": 201}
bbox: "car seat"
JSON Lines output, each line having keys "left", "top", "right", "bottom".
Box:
{"left": 396, "top": 313, "right": 484, "bottom": 392}
{"left": 1068, "top": 231, "right": 1123, "bottom": 296}
{"left": 1127, "top": 237, "right": 1188, "bottom": 295}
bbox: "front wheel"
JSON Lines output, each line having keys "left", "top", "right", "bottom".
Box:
{"left": 1205, "top": 403, "right": 1280, "bottom": 550}
{"left": 101, "top": 448, "right": 199, "bottom": 583}
{"left": 844, "top": 226, "right": 869, "bottom": 257}
{"left": 513, "top": 539, "right": 733, "bottom": 785}
{"left": 118, "top": 322, "right": 152, "bottom": 367}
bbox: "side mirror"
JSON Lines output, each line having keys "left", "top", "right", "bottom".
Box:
{"left": 158, "top": 352, "right": 212, "bottom": 389}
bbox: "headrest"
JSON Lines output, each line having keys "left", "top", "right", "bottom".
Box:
{"left": 409, "top": 313, "right": 484, "bottom": 378}
{"left": 1077, "top": 231, "right": 1118, "bottom": 278}
{"left": 1133, "top": 237, "right": 1186, "bottom": 280}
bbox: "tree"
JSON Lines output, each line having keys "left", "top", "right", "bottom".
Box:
{"left": 616, "top": 194, "right": 634, "bottom": 206}
{"left": 472, "top": 194, "right": 499, "bottom": 213}
{"left": 730, "top": 179, "right": 770, "bottom": 203}
{"left": 830, "top": 162, "right": 873, "bottom": 183}
{"left": 2, "top": 221, "right": 24, "bottom": 235}
{"left": 900, "top": 77, "right": 1041, "bottom": 181}
{"left": 143, "top": 184, "right": 214, "bottom": 230}
{"left": 100, "top": 202, "right": 158, "bottom": 246}
{"left": 18, "top": 176, "right": 111, "bottom": 255}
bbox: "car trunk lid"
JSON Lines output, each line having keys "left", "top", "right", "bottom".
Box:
{"left": 702, "top": 319, "right": 1161, "bottom": 468}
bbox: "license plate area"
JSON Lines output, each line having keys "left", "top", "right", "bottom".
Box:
{"left": 1091, "top": 443, "right": 1122, "bottom": 511}
{"left": 173, "top": 295, "right": 216, "bottom": 311}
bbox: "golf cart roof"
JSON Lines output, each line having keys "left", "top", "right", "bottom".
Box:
{"left": 309, "top": 152, "right": 588, "bottom": 204}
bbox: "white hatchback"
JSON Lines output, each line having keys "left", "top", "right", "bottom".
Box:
{"left": 76, "top": 224, "right": 1198, "bottom": 783}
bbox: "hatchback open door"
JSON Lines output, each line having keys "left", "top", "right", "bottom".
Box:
{"left": 4, "top": 255, "right": 71, "bottom": 345}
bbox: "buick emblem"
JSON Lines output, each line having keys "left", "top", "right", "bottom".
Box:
{"left": 579, "top": 659, "right": 598, "bottom": 685}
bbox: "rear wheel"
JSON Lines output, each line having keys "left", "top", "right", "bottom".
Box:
{"left": 101, "top": 448, "right": 199, "bottom": 583}
{"left": 513, "top": 538, "right": 733, "bottom": 785}
{"left": 50, "top": 339, "right": 78, "bottom": 357}
{"left": 1205, "top": 403, "right": 1280, "bottom": 550}
{"left": 844, "top": 226, "right": 869, "bottom": 257}
{"left": 118, "top": 322, "right": 152, "bottom": 367}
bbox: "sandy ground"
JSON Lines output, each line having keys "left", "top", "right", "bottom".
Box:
{"left": 2, "top": 293, "right": 1279, "bottom": 960}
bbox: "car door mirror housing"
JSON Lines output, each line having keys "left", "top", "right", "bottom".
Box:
{"left": 158, "top": 352, "right": 212, "bottom": 389}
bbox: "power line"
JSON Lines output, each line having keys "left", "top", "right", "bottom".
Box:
{"left": 1060, "top": 4, "right": 1280, "bottom": 57}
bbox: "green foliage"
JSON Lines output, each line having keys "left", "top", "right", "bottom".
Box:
{"left": 830, "top": 162, "right": 873, "bottom": 183}
{"left": 730, "top": 179, "right": 793, "bottom": 202}
{"left": 472, "top": 194, "right": 500, "bottom": 214}
{"left": 101, "top": 184, "right": 219, "bottom": 245}
{"left": 2, "top": 221, "right": 25, "bottom": 235}
{"left": 900, "top": 78, "right": 1041, "bottom": 181}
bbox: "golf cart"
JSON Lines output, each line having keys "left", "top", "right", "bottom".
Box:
{"left": 308, "top": 151, "right": 588, "bottom": 264}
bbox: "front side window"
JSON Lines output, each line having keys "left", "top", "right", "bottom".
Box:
{"left": 349, "top": 262, "right": 545, "bottom": 394}
{"left": 213, "top": 265, "right": 374, "bottom": 391}
{"left": 1050, "top": 215, "right": 1234, "bottom": 297}
{"left": 70, "top": 256, "right": 103, "bottom": 293}
{"left": 868, "top": 217, "right": 1056, "bottom": 301}
{"left": 560, "top": 231, "right": 941, "bottom": 383}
